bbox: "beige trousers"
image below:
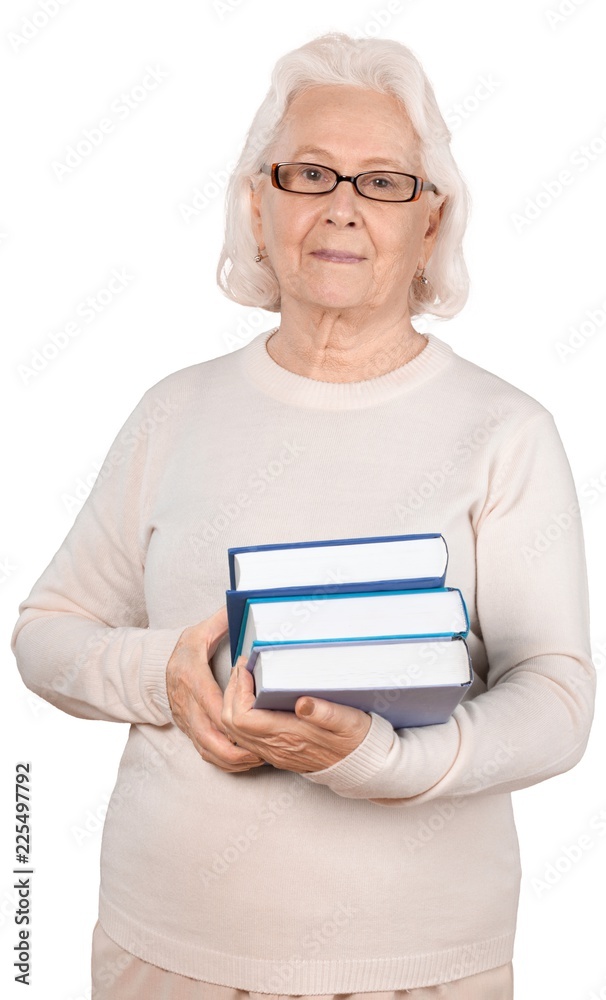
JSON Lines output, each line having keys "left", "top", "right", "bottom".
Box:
{"left": 91, "top": 921, "right": 514, "bottom": 999}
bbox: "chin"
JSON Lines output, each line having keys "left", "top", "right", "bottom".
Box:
{"left": 302, "top": 284, "right": 366, "bottom": 309}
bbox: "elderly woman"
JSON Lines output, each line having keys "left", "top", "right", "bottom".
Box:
{"left": 12, "top": 31, "right": 595, "bottom": 1000}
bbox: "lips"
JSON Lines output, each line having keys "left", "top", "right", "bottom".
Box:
{"left": 311, "top": 249, "right": 365, "bottom": 262}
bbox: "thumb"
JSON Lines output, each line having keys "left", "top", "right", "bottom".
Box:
{"left": 295, "top": 697, "right": 316, "bottom": 718}
{"left": 295, "top": 696, "right": 344, "bottom": 729}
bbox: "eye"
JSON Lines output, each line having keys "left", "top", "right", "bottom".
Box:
{"left": 369, "top": 175, "right": 395, "bottom": 189}
{"left": 299, "top": 167, "right": 327, "bottom": 183}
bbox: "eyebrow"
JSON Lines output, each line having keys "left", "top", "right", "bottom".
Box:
{"left": 289, "top": 146, "right": 409, "bottom": 169}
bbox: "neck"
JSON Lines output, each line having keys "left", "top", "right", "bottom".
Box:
{"left": 265, "top": 307, "right": 427, "bottom": 384}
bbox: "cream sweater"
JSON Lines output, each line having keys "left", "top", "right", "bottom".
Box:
{"left": 11, "top": 328, "right": 596, "bottom": 993}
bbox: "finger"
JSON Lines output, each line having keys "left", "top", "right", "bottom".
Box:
{"left": 219, "top": 660, "right": 238, "bottom": 729}
{"left": 205, "top": 606, "right": 230, "bottom": 657}
{"left": 229, "top": 656, "right": 258, "bottom": 711}
{"left": 184, "top": 699, "right": 264, "bottom": 768}
{"left": 193, "top": 672, "right": 228, "bottom": 731}
{"left": 186, "top": 660, "right": 260, "bottom": 760}
{"left": 186, "top": 653, "right": 235, "bottom": 731}
{"left": 195, "top": 737, "right": 265, "bottom": 772}
{"left": 222, "top": 657, "right": 263, "bottom": 739}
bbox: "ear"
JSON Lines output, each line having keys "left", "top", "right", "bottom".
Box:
{"left": 249, "top": 177, "right": 264, "bottom": 247}
{"left": 422, "top": 195, "right": 445, "bottom": 258}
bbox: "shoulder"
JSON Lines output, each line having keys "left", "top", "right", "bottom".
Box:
{"left": 141, "top": 344, "right": 241, "bottom": 403}
{"left": 433, "top": 333, "right": 556, "bottom": 443}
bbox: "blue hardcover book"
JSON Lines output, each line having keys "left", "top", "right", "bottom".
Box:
{"left": 243, "top": 634, "right": 474, "bottom": 729}
{"left": 234, "top": 586, "right": 469, "bottom": 662}
{"left": 226, "top": 532, "right": 448, "bottom": 665}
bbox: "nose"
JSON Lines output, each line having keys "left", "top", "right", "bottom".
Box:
{"left": 321, "top": 178, "right": 361, "bottom": 227}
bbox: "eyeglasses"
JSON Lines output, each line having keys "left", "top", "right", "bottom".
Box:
{"left": 259, "top": 162, "right": 438, "bottom": 203}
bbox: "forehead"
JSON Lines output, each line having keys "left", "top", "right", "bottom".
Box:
{"left": 277, "top": 84, "right": 422, "bottom": 168}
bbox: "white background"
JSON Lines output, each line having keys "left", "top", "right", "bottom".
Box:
{"left": 2, "top": 1, "right": 606, "bottom": 998}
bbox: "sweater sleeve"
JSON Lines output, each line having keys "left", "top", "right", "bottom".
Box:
{"left": 10, "top": 389, "right": 185, "bottom": 725}
{"left": 300, "top": 410, "right": 596, "bottom": 804}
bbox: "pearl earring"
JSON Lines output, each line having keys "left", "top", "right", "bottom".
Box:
{"left": 254, "top": 244, "right": 268, "bottom": 262}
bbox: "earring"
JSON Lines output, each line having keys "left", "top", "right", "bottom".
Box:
{"left": 254, "top": 244, "right": 268, "bottom": 262}
{"left": 414, "top": 264, "right": 429, "bottom": 285}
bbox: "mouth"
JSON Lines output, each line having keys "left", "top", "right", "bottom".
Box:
{"left": 311, "top": 250, "right": 366, "bottom": 263}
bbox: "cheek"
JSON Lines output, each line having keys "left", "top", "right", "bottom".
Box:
{"left": 376, "top": 218, "right": 424, "bottom": 261}
{"left": 268, "top": 204, "right": 314, "bottom": 246}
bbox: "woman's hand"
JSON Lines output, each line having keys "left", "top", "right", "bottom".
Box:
{"left": 221, "top": 654, "right": 373, "bottom": 773}
{"left": 166, "top": 606, "right": 267, "bottom": 772}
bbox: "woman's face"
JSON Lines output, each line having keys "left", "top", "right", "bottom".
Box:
{"left": 250, "top": 84, "right": 443, "bottom": 316}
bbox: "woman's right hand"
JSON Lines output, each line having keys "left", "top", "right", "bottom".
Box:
{"left": 166, "top": 605, "right": 266, "bottom": 772}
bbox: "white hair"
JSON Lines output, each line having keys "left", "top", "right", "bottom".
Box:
{"left": 217, "top": 32, "right": 471, "bottom": 320}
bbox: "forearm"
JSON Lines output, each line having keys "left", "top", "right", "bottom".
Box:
{"left": 300, "top": 650, "right": 595, "bottom": 804}
{"left": 13, "top": 610, "right": 183, "bottom": 725}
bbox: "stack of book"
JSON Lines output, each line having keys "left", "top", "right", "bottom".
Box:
{"left": 225, "top": 532, "right": 472, "bottom": 729}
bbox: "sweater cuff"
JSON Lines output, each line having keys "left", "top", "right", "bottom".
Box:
{"left": 140, "top": 627, "right": 186, "bottom": 724}
{"left": 300, "top": 711, "right": 462, "bottom": 802}
{"left": 300, "top": 711, "right": 395, "bottom": 792}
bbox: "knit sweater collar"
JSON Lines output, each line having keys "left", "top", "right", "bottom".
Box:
{"left": 236, "top": 326, "right": 455, "bottom": 410}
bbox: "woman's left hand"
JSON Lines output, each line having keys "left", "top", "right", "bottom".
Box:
{"left": 220, "top": 656, "right": 373, "bottom": 773}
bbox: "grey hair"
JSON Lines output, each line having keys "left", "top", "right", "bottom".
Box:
{"left": 216, "top": 32, "right": 471, "bottom": 320}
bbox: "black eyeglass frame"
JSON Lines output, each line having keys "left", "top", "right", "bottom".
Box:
{"left": 259, "top": 162, "right": 439, "bottom": 203}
